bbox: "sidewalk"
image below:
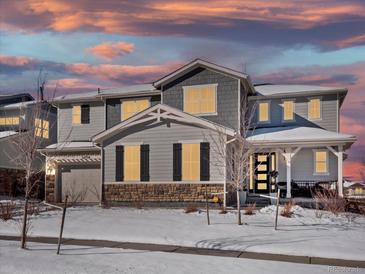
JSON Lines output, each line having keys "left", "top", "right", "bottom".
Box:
{"left": 1, "top": 235, "right": 364, "bottom": 268}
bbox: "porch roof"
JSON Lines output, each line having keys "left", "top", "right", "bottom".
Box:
{"left": 39, "top": 141, "right": 100, "bottom": 153}
{"left": 247, "top": 126, "right": 356, "bottom": 147}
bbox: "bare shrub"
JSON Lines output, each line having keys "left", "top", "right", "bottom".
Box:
{"left": 27, "top": 202, "right": 40, "bottom": 216}
{"left": 314, "top": 190, "right": 346, "bottom": 216}
{"left": 244, "top": 203, "right": 256, "bottom": 215}
{"left": 0, "top": 201, "right": 16, "bottom": 221}
{"left": 219, "top": 208, "right": 228, "bottom": 214}
{"left": 281, "top": 200, "right": 296, "bottom": 218}
{"left": 185, "top": 204, "right": 199, "bottom": 213}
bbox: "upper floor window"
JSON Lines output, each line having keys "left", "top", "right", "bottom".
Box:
{"left": 72, "top": 105, "right": 90, "bottom": 125}
{"left": 0, "top": 116, "right": 20, "bottom": 126}
{"left": 35, "top": 118, "right": 49, "bottom": 139}
{"left": 183, "top": 84, "right": 217, "bottom": 115}
{"left": 121, "top": 99, "right": 150, "bottom": 121}
{"left": 182, "top": 143, "right": 200, "bottom": 181}
{"left": 314, "top": 150, "right": 328, "bottom": 174}
{"left": 258, "top": 102, "right": 270, "bottom": 123}
{"left": 308, "top": 98, "right": 321, "bottom": 120}
{"left": 283, "top": 100, "right": 295, "bottom": 121}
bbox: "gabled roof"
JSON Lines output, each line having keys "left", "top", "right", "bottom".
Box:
{"left": 92, "top": 104, "right": 235, "bottom": 143}
{"left": 247, "top": 126, "right": 356, "bottom": 148}
{"left": 153, "top": 59, "right": 255, "bottom": 94}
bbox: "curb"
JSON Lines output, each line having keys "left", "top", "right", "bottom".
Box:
{"left": 1, "top": 235, "right": 364, "bottom": 268}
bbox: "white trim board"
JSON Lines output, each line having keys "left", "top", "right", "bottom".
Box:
{"left": 104, "top": 181, "right": 225, "bottom": 185}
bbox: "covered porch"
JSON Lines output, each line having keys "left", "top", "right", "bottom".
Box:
{"left": 247, "top": 126, "right": 356, "bottom": 198}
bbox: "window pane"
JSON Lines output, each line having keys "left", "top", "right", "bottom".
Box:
{"left": 184, "top": 85, "right": 216, "bottom": 114}
{"left": 257, "top": 183, "right": 267, "bottom": 190}
{"left": 283, "top": 101, "right": 294, "bottom": 120}
{"left": 124, "top": 145, "right": 140, "bottom": 181}
{"left": 257, "top": 164, "right": 267, "bottom": 171}
{"left": 309, "top": 99, "right": 321, "bottom": 119}
{"left": 122, "top": 99, "right": 149, "bottom": 120}
{"left": 72, "top": 106, "right": 81, "bottom": 124}
{"left": 316, "top": 151, "right": 327, "bottom": 162}
{"left": 0, "top": 118, "right": 5, "bottom": 125}
{"left": 316, "top": 162, "right": 327, "bottom": 173}
{"left": 182, "top": 143, "right": 200, "bottom": 180}
{"left": 257, "top": 174, "right": 267, "bottom": 180}
{"left": 259, "top": 103, "right": 269, "bottom": 122}
{"left": 257, "top": 155, "right": 267, "bottom": 162}
{"left": 315, "top": 151, "right": 327, "bottom": 173}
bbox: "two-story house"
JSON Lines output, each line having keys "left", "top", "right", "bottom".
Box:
{"left": 41, "top": 59, "right": 356, "bottom": 205}
{"left": 0, "top": 94, "right": 57, "bottom": 196}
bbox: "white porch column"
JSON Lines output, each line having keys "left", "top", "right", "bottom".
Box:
{"left": 327, "top": 145, "right": 344, "bottom": 197}
{"left": 285, "top": 149, "right": 292, "bottom": 198}
{"left": 279, "top": 147, "right": 302, "bottom": 199}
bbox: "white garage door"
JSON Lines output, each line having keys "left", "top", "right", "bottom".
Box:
{"left": 59, "top": 164, "right": 100, "bottom": 203}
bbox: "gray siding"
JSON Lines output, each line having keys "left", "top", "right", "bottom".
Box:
{"left": 58, "top": 102, "right": 104, "bottom": 141}
{"left": 103, "top": 121, "right": 225, "bottom": 183}
{"left": 252, "top": 94, "right": 338, "bottom": 131}
{"left": 163, "top": 67, "right": 239, "bottom": 130}
{"left": 106, "top": 95, "right": 160, "bottom": 129}
{"left": 277, "top": 148, "right": 338, "bottom": 182}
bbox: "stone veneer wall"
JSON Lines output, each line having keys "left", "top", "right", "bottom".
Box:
{"left": 104, "top": 183, "right": 224, "bottom": 203}
{"left": 45, "top": 174, "right": 56, "bottom": 202}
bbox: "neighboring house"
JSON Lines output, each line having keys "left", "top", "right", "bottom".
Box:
{"left": 344, "top": 181, "right": 365, "bottom": 197}
{"left": 0, "top": 94, "right": 57, "bottom": 196}
{"left": 41, "top": 59, "right": 356, "bottom": 205}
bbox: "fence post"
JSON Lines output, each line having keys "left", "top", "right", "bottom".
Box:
{"left": 57, "top": 195, "right": 68, "bottom": 255}
{"left": 274, "top": 189, "right": 280, "bottom": 230}
{"left": 205, "top": 184, "right": 210, "bottom": 225}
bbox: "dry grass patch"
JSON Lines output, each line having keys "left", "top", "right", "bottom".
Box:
{"left": 281, "top": 200, "right": 296, "bottom": 218}
{"left": 244, "top": 203, "right": 256, "bottom": 215}
{"left": 314, "top": 190, "right": 346, "bottom": 216}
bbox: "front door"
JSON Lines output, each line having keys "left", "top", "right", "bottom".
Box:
{"left": 254, "top": 154, "right": 270, "bottom": 193}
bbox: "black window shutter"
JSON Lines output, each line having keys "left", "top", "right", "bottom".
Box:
{"left": 115, "top": 145, "right": 124, "bottom": 181}
{"left": 81, "top": 104, "right": 90, "bottom": 124}
{"left": 140, "top": 144, "right": 150, "bottom": 181}
{"left": 173, "top": 143, "right": 182, "bottom": 181}
{"left": 200, "top": 142, "right": 210, "bottom": 181}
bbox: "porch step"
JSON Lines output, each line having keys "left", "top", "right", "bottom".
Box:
{"left": 246, "top": 195, "right": 271, "bottom": 208}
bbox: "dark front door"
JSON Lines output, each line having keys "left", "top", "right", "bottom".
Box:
{"left": 254, "top": 154, "right": 270, "bottom": 193}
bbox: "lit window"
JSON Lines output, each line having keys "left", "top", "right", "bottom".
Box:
{"left": 283, "top": 100, "right": 294, "bottom": 121}
{"left": 0, "top": 117, "right": 19, "bottom": 125}
{"left": 258, "top": 102, "right": 269, "bottom": 122}
{"left": 182, "top": 143, "right": 200, "bottom": 181}
{"left": 314, "top": 150, "right": 328, "bottom": 174}
{"left": 183, "top": 84, "right": 217, "bottom": 115}
{"left": 35, "top": 118, "right": 49, "bottom": 139}
{"left": 72, "top": 105, "right": 81, "bottom": 124}
{"left": 308, "top": 98, "right": 321, "bottom": 120}
{"left": 124, "top": 145, "right": 140, "bottom": 181}
{"left": 121, "top": 99, "right": 150, "bottom": 121}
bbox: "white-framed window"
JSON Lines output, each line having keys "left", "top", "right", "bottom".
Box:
{"left": 308, "top": 98, "right": 321, "bottom": 120}
{"left": 183, "top": 84, "right": 217, "bottom": 115}
{"left": 121, "top": 98, "right": 150, "bottom": 121}
{"left": 313, "top": 150, "right": 328, "bottom": 174}
{"left": 282, "top": 100, "right": 295, "bottom": 121}
{"left": 258, "top": 101, "right": 270, "bottom": 123}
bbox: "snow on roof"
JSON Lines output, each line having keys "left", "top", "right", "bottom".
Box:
{"left": 42, "top": 142, "right": 100, "bottom": 151}
{"left": 0, "top": 100, "right": 36, "bottom": 109}
{"left": 0, "top": 131, "right": 17, "bottom": 139}
{"left": 53, "top": 84, "right": 157, "bottom": 102}
{"left": 254, "top": 85, "right": 347, "bottom": 97}
{"left": 247, "top": 126, "right": 356, "bottom": 145}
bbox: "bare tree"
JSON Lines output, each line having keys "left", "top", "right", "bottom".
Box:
{"left": 8, "top": 72, "right": 56, "bottom": 248}
{"left": 211, "top": 91, "right": 257, "bottom": 225}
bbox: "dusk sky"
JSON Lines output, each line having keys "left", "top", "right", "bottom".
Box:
{"left": 0, "top": 0, "right": 364, "bottom": 179}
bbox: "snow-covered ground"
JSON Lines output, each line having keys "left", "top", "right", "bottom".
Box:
{"left": 0, "top": 240, "right": 335, "bottom": 274}
{"left": 1, "top": 205, "right": 365, "bottom": 261}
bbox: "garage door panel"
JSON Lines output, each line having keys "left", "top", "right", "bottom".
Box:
{"left": 60, "top": 164, "right": 100, "bottom": 203}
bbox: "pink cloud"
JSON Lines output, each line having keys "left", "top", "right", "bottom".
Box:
{"left": 0, "top": 55, "right": 33, "bottom": 66}
{"left": 326, "top": 33, "right": 365, "bottom": 49}
{"left": 344, "top": 160, "right": 364, "bottom": 181}
{"left": 85, "top": 41, "right": 135, "bottom": 60}
{"left": 2, "top": 0, "right": 365, "bottom": 35}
